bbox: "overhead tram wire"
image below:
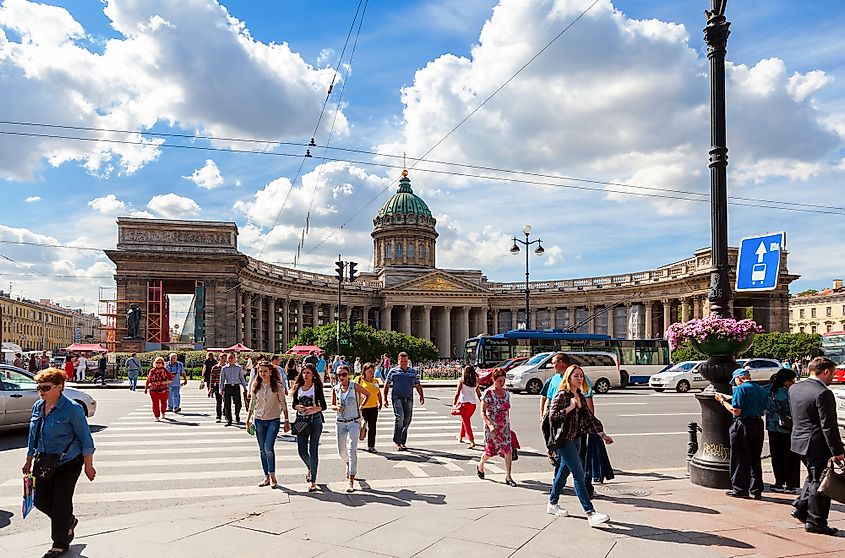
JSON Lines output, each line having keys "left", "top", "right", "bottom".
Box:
{"left": 5, "top": 124, "right": 845, "bottom": 215}
{"left": 294, "top": 0, "right": 369, "bottom": 268}
{"left": 1, "top": 128, "right": 843, "bottom": 217}
{"left": 256, "top": 0, "right": 368, "bottom": 263}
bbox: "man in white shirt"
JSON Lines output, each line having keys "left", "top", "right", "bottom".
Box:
{"left": 75, "top": 355, "right": 88, "bottom": 382}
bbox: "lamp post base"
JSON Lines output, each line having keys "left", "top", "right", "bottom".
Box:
{"left": 689, "top": 383, "right": 733, "bottom": 489}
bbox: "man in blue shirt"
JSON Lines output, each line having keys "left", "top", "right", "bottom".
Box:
{"left": 165, "top": 353, "right": 187, "bottom": 413}
{"left": 716, "top": 368, "right": 768, "bottom": 499}
{"left": 316, "top": 354, "right": 327, "bottom": 383}
{"left": 383, "top": 352, "right": 425, "bottom": 451}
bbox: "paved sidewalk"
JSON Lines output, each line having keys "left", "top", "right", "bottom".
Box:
{"left": 2, "top": 470, "right": 843, "bottom": 558}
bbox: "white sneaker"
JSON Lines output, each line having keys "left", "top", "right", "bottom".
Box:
{"left": 546, "top": 503, "right": 568, "bottom": 517}
{"left": 587, "top": 511, "right": 609, "bottom": 526}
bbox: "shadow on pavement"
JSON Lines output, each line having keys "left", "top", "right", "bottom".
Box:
{"left": 287, "top": 484, "right": 447, "bottom": 508}
{"left": 602, "top": 494, "right": 719, "bottom": 515}
{"left": 601, "top": 520, "right": 754, "bottom": 549}
{"left": 613, "top": 469, "right": 685, "bottom": 481}
{"left": 0, "top": 431, "right": 28, "bottom": 450}
{"left": 0, "top": 509, "right": 13, "bottom": 529}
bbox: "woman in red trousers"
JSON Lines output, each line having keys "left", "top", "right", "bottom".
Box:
{"left": 144, "top": 357, "right": 173, "bottom": 421}
{"left": 453, "top": 365, "right": 482, "bottom": 449}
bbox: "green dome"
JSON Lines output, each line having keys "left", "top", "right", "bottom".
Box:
{"left": 376, "top": 173, "right": 432, "bottom": 218}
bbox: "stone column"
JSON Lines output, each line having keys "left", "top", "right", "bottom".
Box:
{"left": 401, "top": 305, "right": 412, "bottom": 334}
{"left": 568, "top": 306, "right": 577, "bottom": 330}
{"left": 458, "top": 307, "right": 470, "bottom": 346}
{"left": 681, "top": 298, "right": 690, "bottom": 322}
{"left": 282, "top": 299, "right": 290, "bottom": 349}
{"left": 267, "top": 298, "right": 276, "bottom": 353}
{"left": 587, "top": 305, "right": 596, "bottom": 334}
{"left": 381, "top": 304, "right": 393, "bottom": 331}
{"left": 256, "top": 296, "right": 265, "bottom": 351}
{"left": 296, "top": 300, "right": 304, "bottom": 333}
{"left": 244, "top": 292, "right": 253, "bottom": 348}
{"left": 703, "top": 297, "right": 710, "bottom": 318}
{"left": 511, "top": 308, "right": 518, "bottom": 330}
{"left": 420, "top": 305, "right": 432, "bottom": 342}
{"left": 328, "top": 304, "right": 336, "bottom": 325}
{"left": 437, "top": 306, "right": 452, "bottom": 358}
{"left": 662, "top": 299, "right": 672, "bottom": 336}
{"left": 312, "top": 303, "right": 320, "bottom": 328}
{"left": 645, "top": 302, "right": 654, "bottom": 339}
{"left": 607, "top": 305, "right": 616, "bottom": 337}
{"left": 492, "top": 309, "right": 499, "bottom": 333}
{"left": 235, "top": 289, "right": 243, "bottom": 342}
{"left": 529, "top": 308, "right": 537, "bottom": 329}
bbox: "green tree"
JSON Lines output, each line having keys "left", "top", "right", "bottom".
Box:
{"left": 794, "top": 289, "right": 818, "bottom": 297}
{"left": 289, "top": 323, "right": 439, "bottom": 364}
{"left": 748, "top": 332, "right": 822, "bottom": 360}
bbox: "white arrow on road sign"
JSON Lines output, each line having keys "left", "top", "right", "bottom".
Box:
{"left": 394, "top": 462, "right": 430, "bottom": 478}
{"left": 755, "top": 241, "right": 767, "bottom": 263}
{"left": 428, "top": 456, "right": 463, "bottom": 472}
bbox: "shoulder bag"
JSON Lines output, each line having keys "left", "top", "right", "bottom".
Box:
{"left": 355, "top": 384, "right": 368, "bottom": 442}
{"left": 819, "top": 460, "right": 845, "bottom": 504}
{"left": 32, "top": 417, "right": 75, "bottom": 480}
{"left": 291, "top": 414, "right": 313, "bottom": 436}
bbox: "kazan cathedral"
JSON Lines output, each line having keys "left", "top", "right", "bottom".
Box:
{"left": 107, "top": 169, "right": 795, "bottom": 358}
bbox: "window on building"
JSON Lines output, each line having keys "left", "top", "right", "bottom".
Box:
{"left": 396, "top": 243, "right": 403, "bottom": 258}
{"left": 811, "top": 325, "right": 817, "bottom": 333}
{"left": 789, "top": 310, "right": 793, "bottom": 319}
{"left": 799, "top": 326, "right": 805, "bottom": 333}
{"left": 826, "top": 306, "right": 832, "bottom": 317}
{"left": 408, "top": 243, "right": 415, "bottom": 258}
{"left": 827, "top": 324, "right": 833, "bottom": 333}
{"left": 385, "top": 242, "right": 393, "bottom": 258}
{"left": 811, "top": 308, "right": 816, "bottom": 318}
{"left": 799, "top": 309, "right": 805, "bottom": 318}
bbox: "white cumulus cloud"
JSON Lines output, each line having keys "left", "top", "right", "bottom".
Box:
{"left": 87, "top": 194, "right": 126, "bottom": 213}
{"left": 24, "top": 195, "right": 41, "bottom": 203}
{"left": 147, "top": 193, "right": 200, "bottom": 218}
{"left": 184, "top": 159, "right": 224, "bottom": 189}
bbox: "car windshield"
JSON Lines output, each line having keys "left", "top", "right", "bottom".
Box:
{"left": 525, "top": 353, "right": 551, "bottom": 366}
{"left": 736, "top": 359, "right": 748, "bottom": 366}
{"left": 668, "top": 361, "right": 696, "bottom": 372}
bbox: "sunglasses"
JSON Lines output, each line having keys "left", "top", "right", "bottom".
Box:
{"left": 36, "top": 384, "right": 56, "bottom": 392}
{"left": 338, "top": 373, "right": 349, "bottom": 378}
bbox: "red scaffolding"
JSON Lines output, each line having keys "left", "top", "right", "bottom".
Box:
{"left": 146, "top": 280, "right": 165, "bottom": 343}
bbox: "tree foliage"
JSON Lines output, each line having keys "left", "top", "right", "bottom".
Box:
{"left": 289, "top": 323, "right": 440, "bottom": 364}
{"left": 670, "top": 332, "right": 822, "bottom": 363}
{"left": 794, "top": 289, "right": 819, "bottom": 297}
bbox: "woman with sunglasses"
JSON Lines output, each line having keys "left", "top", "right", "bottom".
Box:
{"left": 332, "top": 365, "right": 372, "bottom": 492}
{"left": 355, "top": 362, "right": 382, "bottom": 452}
{"left": 246, "top": 362, "right": 291, "bottom": 488}
{"left": 144, "top": 357, "right": 173, "bottom": 421}
{"left": 291, "top": 363, "right": 327, "bottom": 492}
{"left": 22, "top": 368, "right": 96, "bottom": 558}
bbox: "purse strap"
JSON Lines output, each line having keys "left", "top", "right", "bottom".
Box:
{"left": 34, "top": 409, "right": 75, "bottom": 457}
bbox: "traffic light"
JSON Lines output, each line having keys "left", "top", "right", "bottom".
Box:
{"left": 348, "top": 261, "right": 358, "bottom": 282}
{"left": 335, "top": 259, "right": 344, "bottom": 282}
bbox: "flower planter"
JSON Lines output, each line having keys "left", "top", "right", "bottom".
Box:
{"left": 691, "top": 334, "right": 754, "bottom": 357}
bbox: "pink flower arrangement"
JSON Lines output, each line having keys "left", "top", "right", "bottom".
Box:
{"left": 665, "top": 315, "right": 764, "bottom": 350}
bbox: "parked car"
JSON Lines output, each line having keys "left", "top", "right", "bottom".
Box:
{"left": 477, "top": 357, "right": 528, "bottom": 388}
{"left": 832, "top": 364, "right": 845, "bottom": 384}
{"left": 506, "top": 351, "right": 622, "bottom": 395}
{"left": 736, "top": 358, "right": 783, "bottom": 382}
{"left": 833, "top": 387, "right": 845, "bottom": 429}
{"left": 0, "top": 365, "right": 97, "bottom": 430}
{"left": 50, "top": 355, "right": 67, "bottom": 368}
{"left": 649, "top": 360, "right": 707, "bottom": 393}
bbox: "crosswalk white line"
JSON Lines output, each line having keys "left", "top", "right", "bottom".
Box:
{"left": 109, "top": 416, "right": 453, "bottom": 427}
{"left": 617, "top": 412, "right": 700, "bottom": 417}
{"left": 94, "top": 424, "right": 474, "bottom": 439}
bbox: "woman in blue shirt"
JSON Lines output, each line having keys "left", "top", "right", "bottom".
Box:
{"left": 22, "top": 368, "right": 96, "bottom": 558}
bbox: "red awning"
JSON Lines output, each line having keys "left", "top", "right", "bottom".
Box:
{"left": 224, "top": 343, "right": 253, "bottom": 352}
{"left": 62, "top": 343, "right": 109, "bottom": 353}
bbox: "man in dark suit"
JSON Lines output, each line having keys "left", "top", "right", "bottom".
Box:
{"left": 789, "top": 356, "right": 844, "bottom": 535}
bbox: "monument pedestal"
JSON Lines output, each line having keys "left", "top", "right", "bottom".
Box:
{"left": 118, "top": 338, "right": 145, "bottom": 353}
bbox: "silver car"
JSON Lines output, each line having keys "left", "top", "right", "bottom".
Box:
{"left": 736, "top": 358, "right": 783, "bottom": 382}
{"left": 0, "top": 365, "right": 97, "bottom": 430}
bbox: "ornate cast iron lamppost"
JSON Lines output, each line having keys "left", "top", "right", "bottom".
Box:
{"left": 688, "top": 0, "right": 735, "bottom": 489}
{"left": 510, "top": 225, "right": 544, "bottom": 329}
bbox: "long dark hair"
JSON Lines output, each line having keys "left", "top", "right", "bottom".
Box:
{"left": 462, "top": 365, "right": 477, "bottom": 387}
{"left": 770, "top": 368, "right": 795, "bottom": 395}
{"left": 285, "top": 358, "right": 297, "bottom": 370}
{"left": 292, "top": 363, "right": 323, "bottom": 400}
{"left": 253, "top": 362, "right": 281, "bottom": 394}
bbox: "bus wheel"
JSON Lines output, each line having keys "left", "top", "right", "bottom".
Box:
{"left": 594, "top": 378, "right": 611, "bottom": 394}
{"left": 526, "top": 379, "right": 543, "bottom": 395}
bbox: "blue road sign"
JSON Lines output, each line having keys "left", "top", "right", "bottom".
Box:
{"left": 736, "top": 232, "right": 785, "bottom": 292}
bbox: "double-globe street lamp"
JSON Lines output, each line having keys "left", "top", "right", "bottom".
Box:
{"left": 510, "top": 224, "right": 544, "bottom": 329}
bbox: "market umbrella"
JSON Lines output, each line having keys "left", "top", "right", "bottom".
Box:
{"left": 224, "top": 343, "right": 252, "bottom": 352}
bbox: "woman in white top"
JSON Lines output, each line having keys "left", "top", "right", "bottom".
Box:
{"left": 246, "top": 362, "right": 290, "bottom": 488}
{"left": 453, "top": 365, "right": 482, "bottom": 449}
{"left": 332, "top": 365, "right": 372, "bottom": 492}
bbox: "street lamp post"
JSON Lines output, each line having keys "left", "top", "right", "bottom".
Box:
{"left": 689, "top": 0, "right": 735, "bottom": 489}
{"left": 510, "top": 224, "right": 544, "bottom": 329}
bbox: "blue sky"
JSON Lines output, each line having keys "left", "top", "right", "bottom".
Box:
{"left": 1, "top": 0, "right": 844, "bottom": 314}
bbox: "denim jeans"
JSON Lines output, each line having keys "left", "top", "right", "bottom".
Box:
{"left": 336, "top": 420, "right": 361, "bottom": 477}
{"left": 254, "top": 418, "right": 281, "bottom": 476}
{"left": 168, "top": 385, "right": 182, "bottom": 410}
{"left": 296, "top": 414, "right": 323, "bottom": 482}
{"left": 549, "top": 438, "right": 594, "bottom": 513}
{"left": 392, "top": 396, "right": 413, "bottom": 445}
{"left": 128, "top": 371, "right": 139, "bottom": 391}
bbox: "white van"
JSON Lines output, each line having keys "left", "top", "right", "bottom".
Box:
{"left": 505, "top": 351, "right": 623, "bottom": 394}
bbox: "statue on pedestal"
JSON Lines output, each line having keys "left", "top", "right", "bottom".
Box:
{"left": 125, "top": 303, "right": 142, "bottom": 339}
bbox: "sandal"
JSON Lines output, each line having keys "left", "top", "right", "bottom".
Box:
{"left": 505, "top": 478, "right": 517, "bottom": 487}
{"left": 308, "top": 485, "right": 318, "bottom": 493}
{"left": 476, "top": 466, "right": 485, "bottom": 480}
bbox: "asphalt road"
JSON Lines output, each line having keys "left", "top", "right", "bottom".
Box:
{"left": 0, "top": 383, "right": 700, "bottom": 535}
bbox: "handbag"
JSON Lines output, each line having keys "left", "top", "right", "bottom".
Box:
{"left": 291, "top": 415, "right": 313, "bottom": 436}
{"left": 450, "top": 403, "right": 463, "bottom": 416}
{"left": 778, "top": 416, "right": 793, "bottom": 430}
{"left": 32, "top": 418, "right": 75, "bottom": 480}
{"left": 819, "top": 461, "right": 845, "bottom": 504}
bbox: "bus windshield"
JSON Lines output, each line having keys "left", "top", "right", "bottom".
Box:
{"left": 822, "top": 332, "right": 845, "bottom": 364}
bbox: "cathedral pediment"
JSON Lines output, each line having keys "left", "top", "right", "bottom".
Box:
{"left": 384, "top": 271, "right": 489, "bottom": 294}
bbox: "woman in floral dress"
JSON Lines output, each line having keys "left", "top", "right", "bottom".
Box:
{"left": 476, "top": 368, "right": 516, "bottom": 486}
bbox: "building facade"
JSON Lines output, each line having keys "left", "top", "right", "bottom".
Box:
{"left": 0, "top": 291, "right": 104, "bottom": 352}
{"left": 106, "top": 171, "right": 797, "bottom": 357}
{"left": 788, "top": 280, "right": 845, "bottom": 334}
